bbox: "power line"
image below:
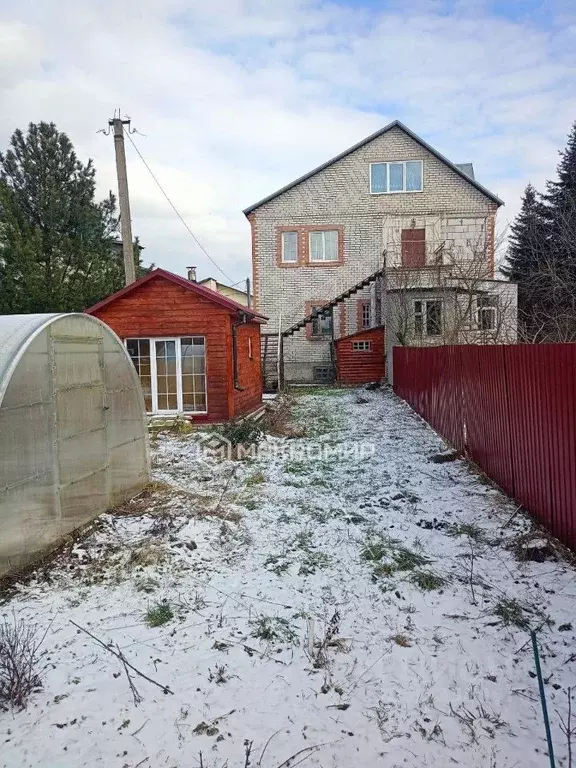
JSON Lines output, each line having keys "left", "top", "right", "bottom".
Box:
{"left": 123, "top": 129, "right": 236, "bottom": 284}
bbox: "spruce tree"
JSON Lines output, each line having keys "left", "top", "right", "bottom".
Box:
{"left": 540, "top": 121, "right": 576, "bottom": 339}
{"left": 0, "top": 122, "right": 145, "bottom": 314}
{"left": 502, "top": 183, "right": 550, "bottom": 339}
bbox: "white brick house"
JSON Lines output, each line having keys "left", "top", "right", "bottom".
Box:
{"left": 244, "top": 121, "right": 517, "bottom": 384}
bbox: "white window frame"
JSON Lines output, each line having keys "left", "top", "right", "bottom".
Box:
{"left": 126, "top": 336, "right": 208, "bottom": 415}
{"left": 281, "top": 230, "right": 298, "bottom": 263}
{"left": 353, "top": 340, "right": 372, "bottom": 351}
{"left": 369, "top": 160, "right": 423, "bottom": 195}
{"left": 477, "top": 296, "right": 498, "bottom": 331}
{"left": 414, "top": 299, "right": 443, "bottom": 338}
{"left": 308, "top": 230, "right": 339, "bottom": 262}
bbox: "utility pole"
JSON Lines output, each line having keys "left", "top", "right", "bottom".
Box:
{"left": 109, "top": 114, "right": 136, "bottom": 285}
{"left": 246, "top": 277, "right": 251, "bottom": 308}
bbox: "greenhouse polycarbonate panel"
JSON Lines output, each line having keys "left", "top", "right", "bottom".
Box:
{"left": 0, "top": 313, "right": 149, "bottom": 577}
{"left": 53, "top": 340, "right": 108, "bottom": 485}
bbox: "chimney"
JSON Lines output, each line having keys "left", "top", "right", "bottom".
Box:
{"left": 187, "top": 266, "right": 197, "bottom": 282}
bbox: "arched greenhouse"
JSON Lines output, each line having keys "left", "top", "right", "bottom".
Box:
{"left": 0, "top": 313, "right": 150, "bottom": 576}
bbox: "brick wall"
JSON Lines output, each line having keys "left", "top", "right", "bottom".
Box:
{"left": 249, "top": 125, "right": 499, "bottom": 381}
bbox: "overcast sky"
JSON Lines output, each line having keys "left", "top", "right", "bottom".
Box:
{"left": 1, "top": 0, "right": 575, "bottom": 285}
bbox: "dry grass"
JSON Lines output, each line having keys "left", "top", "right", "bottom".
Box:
{"left": 127, "top": 542, "right": 167, "bottom": 568}
{"left": 263, "top": 395, "right": 306, "bottom": 438}
{"left": 197, "top": 507, "right": 243, "bottom": 523}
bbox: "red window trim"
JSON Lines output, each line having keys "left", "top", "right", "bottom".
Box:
{"left": 276, "top": 225, "right": 345, "bottom": 268}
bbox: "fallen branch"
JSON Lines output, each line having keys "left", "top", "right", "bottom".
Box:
{"left": 70, "top": 621, "right": 173, "bottom": 696}
{"left": 118, "top": 644, "right": 143, "bottom": 706}
{"left": 276, "top": 743, "right": 326, "bottom": 767}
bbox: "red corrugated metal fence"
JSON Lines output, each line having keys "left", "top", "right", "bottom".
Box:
{"left": 393, "top": 344, "right": 576, "bottom": 549}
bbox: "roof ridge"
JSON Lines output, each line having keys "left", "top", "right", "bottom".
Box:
{"left": 243, "top": 120, "right": 502, "bottom": 214}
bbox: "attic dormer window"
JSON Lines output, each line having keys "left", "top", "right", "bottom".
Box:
{"left": 370, "top": 160, "right": 423, "bottom": 194}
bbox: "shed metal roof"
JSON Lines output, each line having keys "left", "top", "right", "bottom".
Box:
{"left": 243, "top": 120, "right": 503, "bottom": 214}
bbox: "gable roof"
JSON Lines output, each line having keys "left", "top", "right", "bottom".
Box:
{"left": 243, "top": 120, "right": 503, "bottom": 214}
{"left": 85, "top": 268, "right": 267, "bottom": 321}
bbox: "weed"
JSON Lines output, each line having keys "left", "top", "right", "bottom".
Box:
{"left": 245, "top": 472, "right": 265, "bottom": 486}
{"left": 410, "top": 570, "right": 446, "bottom": 591}
{"left": 0, "top": 617, "right": 45, "bottom": 710}
{"left": 361, "top": 535, "right": 399, "bottom": 563}
{"left": 208, "top": 664, "right": 229, "bottom": 684}
{"left": 391, "top": 633, "right": 412, "bottom": 647}
{"left": 493, "top": 598, "right": 529, "bottom": 629}
{"left": 298, "top": 552, "right": 331, "bottom": 576}
{"left": 448, "top": 522, "right": 485, "bottom": 542}
{"left": 212, "top": 417, "right": 263, "bottom": 447}
{"left": 393, "top": 547, "right": 430, "bottom": 571}
{"left": 264, "top": 554, "right": 292, "bottom": 575}
{"left": 284, "top": 459, "right": 311, "bottom": 475}
{"left": 250, "top": 616, "right": 297, "bottom": 645}
{"left": 294, "top": 530, "right": 313, "bottom": 550}
{"left": 145, "top": 601, "right": 174, "bottom": 628}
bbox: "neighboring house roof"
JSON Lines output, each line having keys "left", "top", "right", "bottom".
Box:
{"left": 243, "top": 120, "right": 503, "bottom": 214}
{"left": 85, "top": 268, "right": 267, "bottom": 321}
{"left": 199, "top": 277, "right": 247, "bottom": 295}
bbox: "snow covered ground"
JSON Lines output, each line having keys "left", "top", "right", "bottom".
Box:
{"left": 2, "top": 389, "right": 576, "bottom": 768}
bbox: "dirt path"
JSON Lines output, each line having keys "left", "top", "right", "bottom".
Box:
{"left": 2, "top": 389, "right": 575, "bottom": 767}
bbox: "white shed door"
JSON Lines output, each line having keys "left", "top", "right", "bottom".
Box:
{"left": 52, "top": 338, "right": 109, "bottom": 523}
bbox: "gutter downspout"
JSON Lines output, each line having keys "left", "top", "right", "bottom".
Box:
{"left": 232, "top": 313, "right": 248, "bottom": 391}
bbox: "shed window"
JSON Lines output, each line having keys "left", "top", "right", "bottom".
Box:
{"left": 353, "top": 341, "right": 372, "bottom": 351}
{"left": 282, "top": 231, "right": 298, "bottom": 262}
{"left": 309, "top": 230, "right": 338, "bottom": 262}
{"left": 414, "top": 300, "right": 443, "bottom": 337}
{"left": 126, "top": 336, "right": 207, "bottom": 414}
{"left": 370, "top": 160, "right": 423, "bottom": 194}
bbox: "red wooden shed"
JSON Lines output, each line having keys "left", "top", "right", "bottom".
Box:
{"left": 86, "top": 268, "right": 266, "bottom": 423}
{"left": 336, "top": 327, "right": 386, "bottom": 385}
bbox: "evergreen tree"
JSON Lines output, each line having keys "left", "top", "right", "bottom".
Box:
{"left": 502, "top": 184, "right": 551, "bottom": 339}
{"left": 0, "top": 122, "right": 146, "bottom": 314}
{"left": 502, "top": 183, "right": 549, "bottom": 283}
{"left": 543, "top": 120, "right": 576, "bottom": 280}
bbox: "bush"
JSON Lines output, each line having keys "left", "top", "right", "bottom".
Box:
{"left": 0, "top": 617, "right": 44, "bottom": 710}
{"left": 214, "top": 417, "right": 264, "bottom": 447}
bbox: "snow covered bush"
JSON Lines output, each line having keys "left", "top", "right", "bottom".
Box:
{"left": 0, "top": 617, "right": 44, "bottom": 710}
